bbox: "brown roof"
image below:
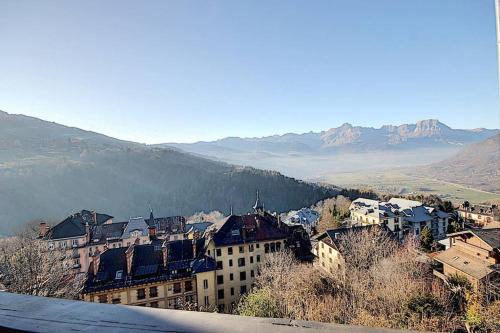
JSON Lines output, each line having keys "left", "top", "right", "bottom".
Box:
{"left": 434, "top": 247, "right": 493, "bottom": 280}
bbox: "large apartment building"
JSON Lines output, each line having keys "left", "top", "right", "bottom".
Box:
{"left": 78, "top": 193, "right": 312, "bottom": 313}
{"left": 457, "top": 202, "right": 500, "bottom": 228}
{"left": 204, "top": 207, "right": 290, "bottom": 313}
{"left": 40, "top": 209, "right": 186, "bottom": 273}
{"left": 82, "top": 238, "right": 217, "bottom": 310}
{"left": 433, "top": 228, "right": 500, "bottom": 300}
{"left": 349, "top": 197, "right": 449, "bottom": 240}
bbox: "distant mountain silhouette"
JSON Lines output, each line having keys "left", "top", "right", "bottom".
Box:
{"left": 412, "top": 133, "right": 500, "bottom": 194}
{"left": 0, "top": 111, "right": 335, "bottom": 235}
{"left": 164, "top": 119, "right": 498, "bottom": 155}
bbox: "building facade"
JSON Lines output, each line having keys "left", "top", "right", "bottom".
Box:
{"left": 458, "top": 202, "right": 500, "bottom": 228}
{"left": 349, "top": 197, "right": 449, "bottom": 240}
{"left": 433, "top": 228, "right": 500, "bottom": 300}
{"left": 82, "top": 238, "right": 217, "bottom": 310}
{"left": 41, "top": 210, "right": 187, "bottom": 273}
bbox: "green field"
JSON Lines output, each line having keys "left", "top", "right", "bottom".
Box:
{"left": 320, "top": 170, "right": 500, "bottom": 204}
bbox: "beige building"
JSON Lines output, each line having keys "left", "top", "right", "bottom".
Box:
{"left": 204, "top": 212, "right": 288, "bottom": 313}
{"left": 82, "top": 238, "right": 218, "bottom": 310}
{"left": 315, "top": 225, "right": 376, "bottom": 275}
{"left": 434, "top": 228, "right": 500, "bottom": 299}
{"left": 41, "top": 210, "right": 182, "bottom": 273}
{"left": 457, "top": 202, "right": 499, "bottom": 228}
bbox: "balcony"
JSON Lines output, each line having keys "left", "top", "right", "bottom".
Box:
{"left": 0, "top": 292, "right": 410, "bottom": 333}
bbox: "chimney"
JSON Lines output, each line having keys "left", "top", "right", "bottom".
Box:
{"left": 85, "top": 221, "right": 91, "bottom": 244}
{"left": 162, "top": 242, "right": 168, "bottom": 268}
{"left": 192, "top": 231, "right": 200, "bottom": 258}
{"left": 125, "top": 244, "right": 135, "bottom": 275}
{"left": 92, "top": 252, "right": 101, "bottom": 277}
{"left": 39, "top": 222, "right": 49, "bottom": 238}
{"left": 148, "top": 226, "right": 157, "bottom": 240}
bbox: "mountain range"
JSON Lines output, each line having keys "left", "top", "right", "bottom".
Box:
{"left": 0, "top": 111, "right": 335, "bottom": 235}
{"left": 165, "top": 119, "right": 498, "bottom": 156}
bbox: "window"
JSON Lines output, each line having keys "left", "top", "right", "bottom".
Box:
{"left": 112, "top": 297, "right": 120, "bottom": 304}
{"left": 229, "top": 259, "right": 233, "bottom": 267}
{"left": 216, "top": 248, "right": 222, "bottom": 257}
{"left": 150, "top": 301, "right": 159, "bottom": 308}
{"left": 137, "top": 289, "right": 146, "bottom": 300}
{"left": 217, "top": 261, "right": 223, "bottom": 270}
{"left": 276, "top": 242, "right": 281, "bottom": 251}
{"left": 240, "top": 271, "right": 246, "bottom": 281}
{"left": 270, "top": 243, "right": 276, "bottom": 253}
{"left": 230, "top": 273, "right": 234, "bottom": 281}
{"left": 257, "top": 255, "right": 261, "bottom": 262}
{"left": 230, "top": 287, "right": 235, "bottom": 296}
{"left": 204, "top": 296, "right": 209, "bottom": 306}
{"left": 203, "top": 279, "right": 208, "bottom": 289}
{"left": 264, "top": 243, "right": 270, "bottom": 253}
{"left": 250, "top": 256, "right": 254, "bottom": 264}
{"left": 250, "top": 270, "right": 255, "bottom": 278}
{"left": 98, "top": 295, "right": 108, "bottom": 303}
{"left": 321, "top": 243, "right": 324, "bottom": 249}
{"left": 149, "top": 286, "right": 158, "bottom": 298}
{"left": 72, "top": 239, "right": 78, "bottom": 247}
{"left": 217, "top": 275, "right": 224, "bottom": 285}
{"left": 239, "top": 246, "right": 244, "bottom": 253}
{"left": 218, "top": 304, "right": 225, "bottom": 312}
{"left": 256, "top": 243, "right": 260, "bottom": 249}
{"left": 48, "top": 242, "right": 54, "bottom": 250}
{"left": 329, "top": 248, "right": 332, "bottom": 254}
{"left": 173, "top": 283, "right": 181, "bottom": 293}
{"left": 249, "top": 244, "right": 254, "bottom": 252}
{"left": 218, "top": 289, "right": 225, "bottom": 299}
{"left": 185, "top": 280, "right": 193, "bottom": 292}
{"left": 238, "top": 258, "right": 245, "bottom": 267}
{"left": 228, "top": 247, "right": 233, "bottom": 255}
{"left": 240, "top": 285, "right": 247, "bottom": 294}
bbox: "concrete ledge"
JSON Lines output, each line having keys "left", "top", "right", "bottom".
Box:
{"left": 0, "top": 292, "right": 416, "bottom": 333}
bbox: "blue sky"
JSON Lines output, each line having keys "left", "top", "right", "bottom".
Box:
{"left": 0, "top": 0, "right": 498, "bottom": 143}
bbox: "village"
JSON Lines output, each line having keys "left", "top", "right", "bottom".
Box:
{"left": 32, "top": 192, "right": 500, "bottom": 316}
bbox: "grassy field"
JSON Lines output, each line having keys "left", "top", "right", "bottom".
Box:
{"left": 318, "top": 170, "right": 500, "bottom": 204}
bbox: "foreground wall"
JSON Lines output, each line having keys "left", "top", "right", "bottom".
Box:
{"left": 0, "top": 292, "right": 417, "bottom": 333}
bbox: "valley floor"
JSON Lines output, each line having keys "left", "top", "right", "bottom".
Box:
{"left": 316, "top": 170, "right": 500, "bottom": 203}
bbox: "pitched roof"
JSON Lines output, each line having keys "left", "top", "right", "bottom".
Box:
{"left": 90, "top": 222, "right": 127, "bottom": 245}
{"left": 47, "top": 210, "right": 113, "bottom": 239}
{"left": 448, "top": 228, "right": 500, "bottom": 250}
{"left": 211, "top": 214, "right": 288, "bottom": 247}
{"left": 85, "top": 239, "right": 214, "bottom": 293}
{"left": 145, "top": 215, "right": 186, "bottom": 234}
{"left": 121, "top": 217, "right": 149, "bottom": 238}
{"left": 435, "top": 247, "right": 493, "bottom": 280}
{"left": 318, "top": 225, "right": 378, "bottom": 251}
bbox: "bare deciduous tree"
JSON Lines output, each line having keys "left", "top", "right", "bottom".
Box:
{"left": 0, "top": 223, "right": 84, "bottom": 299}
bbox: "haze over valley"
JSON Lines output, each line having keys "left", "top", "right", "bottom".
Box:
{"left": 165, "top": 120, "right": 500, "bottom": 201}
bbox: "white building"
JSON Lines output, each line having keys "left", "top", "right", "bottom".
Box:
{"left": 349, "top": 197, "right": 448, "bottom": 240}
{"left": 283, "top": 208, "right": 320, "bottom": 235}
